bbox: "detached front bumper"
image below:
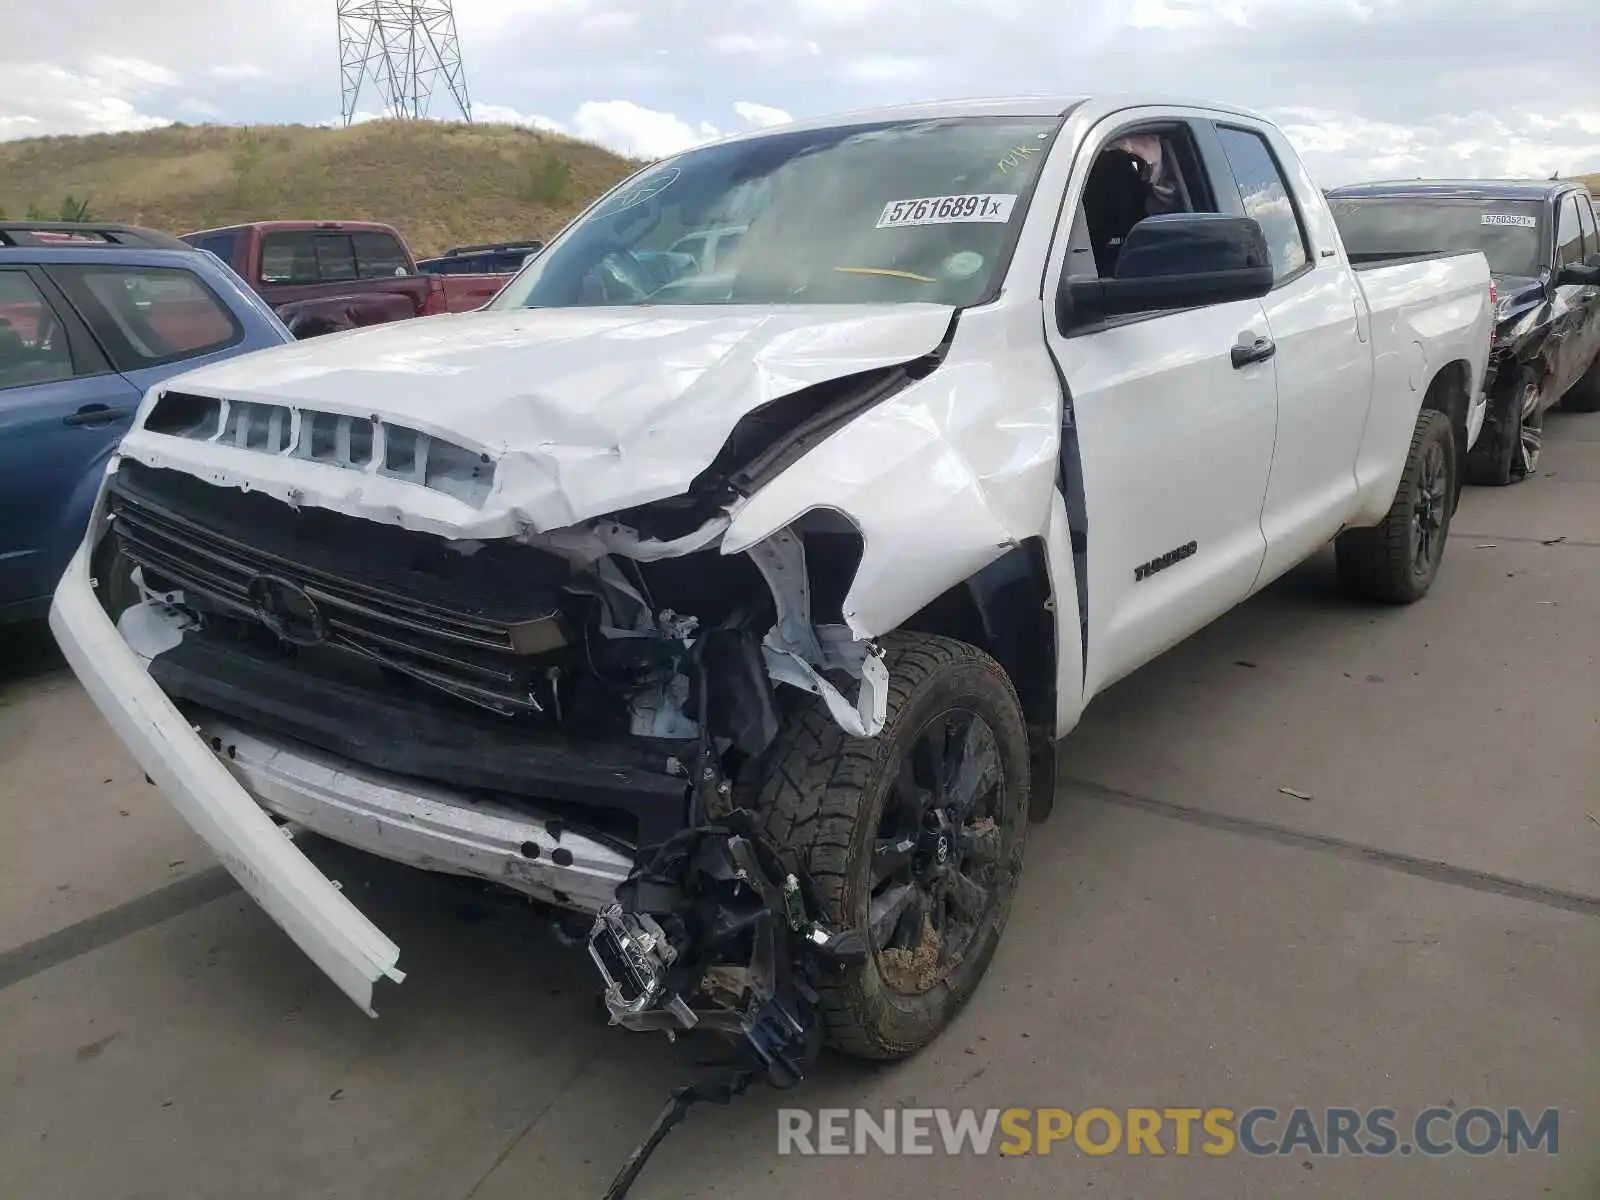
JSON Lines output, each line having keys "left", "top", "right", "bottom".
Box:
{"left": 49, "top": 546, "right": 635, "bottom": 1014}
{"left": 50, "top": 546, "right": 405, "bottom": 1014}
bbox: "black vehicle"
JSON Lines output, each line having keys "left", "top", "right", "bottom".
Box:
{"left": 415, "top": 240, "right": 543, "bottom": 276}
{"left": 1327, "top": 179, "right": 1600, "bottom": 484}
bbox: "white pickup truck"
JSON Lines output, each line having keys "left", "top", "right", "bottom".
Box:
{"left": 51, "top": 95, "right": 1494, "bottom": 1067}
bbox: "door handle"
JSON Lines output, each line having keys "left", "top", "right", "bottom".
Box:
{"left": 1231, "top": 335, "right": 1276, "bottom": 369}
{"left": 62, "top": 404, "right": 133, "bottom": 427}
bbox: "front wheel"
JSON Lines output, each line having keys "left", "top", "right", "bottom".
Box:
{"left": 1334, "top": 407, "right": 1456, "bottom": 604}
{"left": 742, "top": 632, "right": 1031, "bottom": 1060}
{"left": 1465, "top": 368, "right": 1542, "bottom": 486}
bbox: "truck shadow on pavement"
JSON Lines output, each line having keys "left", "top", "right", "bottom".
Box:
{"left": 0, "top": 619, "right": 68, "bottom": 697}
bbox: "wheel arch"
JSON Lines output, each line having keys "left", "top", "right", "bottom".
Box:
{"left": 1421, "top": 358, "right": 1473, "bottom": 461}
{"left": 893, "top": 539, "right": 1058, "bottom": 758}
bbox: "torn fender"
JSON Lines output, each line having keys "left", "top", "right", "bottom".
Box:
{"left": 723, "top": 304, "right": 1064, "bottom": 639}
{"left": 116, "top": 303, "right": 957, "bottom": 540}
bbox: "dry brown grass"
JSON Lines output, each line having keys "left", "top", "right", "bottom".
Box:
{"left": 1580, "top": 172, "right": 1599, "bottom": 198}
{"left": 0, "top": 120, "right": 645, "bottom": 258}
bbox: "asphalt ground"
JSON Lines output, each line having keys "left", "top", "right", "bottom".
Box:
{"left": 1, "top": 408, "right": 1596, "bottom": 1199}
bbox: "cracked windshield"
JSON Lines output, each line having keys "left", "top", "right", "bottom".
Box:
{"left": 492, "top": 116, "right": 1058, "bottom": 309}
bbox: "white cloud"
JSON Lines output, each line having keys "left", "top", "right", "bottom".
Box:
{"left": 708, "top": 33, "right": 823, "bottom": 60}
{"left": 83, "top": 56, "right": 181, "bottom": 88}
{"left": 733, "top": 101, "right": 794, "bottom": 129}
{"left": 579, "top": 11, "right": 639, "bottom": 35}
{"left": 209, "top": 63, "right": 269, "bottom": 80}
{"left": 472, "top": 102, "right": 564, "bottom": 132}
{"left": 0, "top": 0, "right": 1596, "bottom": 186}
{"left": 571, "top": 100, "right": 717, "bottom": 158}
{"left": 178, "top": 98, "right": 227, "bottom": 119}
{"left": 841, "top": 54, "right": 931, "bottom": 83}
{"left": 0, "top": 61, "right": 176, "bottom": 139}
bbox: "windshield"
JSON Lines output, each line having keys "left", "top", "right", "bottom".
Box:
{"left": 490, "top": 116, "right": 1061, "bottom": 311}
{"left": 1328, "top": 197, "right": 1545, "bottom": 277}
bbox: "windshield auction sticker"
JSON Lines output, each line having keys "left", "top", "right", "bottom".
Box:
{"left": 877, "top": 193, "right": 1018, "bottom": 228}
{"left": 1481, "top": 213, "right": 1537, "bottom": 227}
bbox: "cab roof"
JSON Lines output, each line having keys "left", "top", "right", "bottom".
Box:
{"left": 1326, "top": 179, "right": 1583, "bottom": 202}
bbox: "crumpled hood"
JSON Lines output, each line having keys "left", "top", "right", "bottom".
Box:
{"left": 122, "top": 303, "right": 955, "bottom": 537}
{"left": 1491, "top": 272, "right": 1547, "bottom": 339}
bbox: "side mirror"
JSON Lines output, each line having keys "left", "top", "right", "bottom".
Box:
{"left": 1556, "top": 261, "right": 1600, "bottom": 287}
{"left": 1058, "top": 213, "right": 1275, "bottom": 328}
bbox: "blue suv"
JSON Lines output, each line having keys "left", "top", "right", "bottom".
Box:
{"left": 0, "top": 221, "right": 293, "bottom": 624}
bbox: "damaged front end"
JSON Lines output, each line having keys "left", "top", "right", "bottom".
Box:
{"left": 94, "top": 377, "right": 909, "bottom": 1196}
{"left": 102, "top": 449, "right": 887, "bottom": 862}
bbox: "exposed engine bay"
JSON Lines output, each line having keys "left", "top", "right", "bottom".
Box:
{"left": 105, "top": 457, "right": 886, "bottom": 847}
{"left": 101, "top": 459, "right": 891, "bottom": 1199}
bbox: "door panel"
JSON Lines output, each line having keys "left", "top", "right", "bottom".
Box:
{"left": 1550, "top": 195, "right": 1592, "bottom": 395}
{"left": 0, "top": 372, "right": 139, "bottom": 604}
{"left": 1042, "top": 112, "right": 1279, "bottom": 700}
{"left": 1571, "top": 193, "right": 1600, "bottom": 378}
{"left": 1048, "top": 302, "right": 1278, "bottom": 697}
{"left": 1210, "top": 120, "right": 1373, "bottom": 583}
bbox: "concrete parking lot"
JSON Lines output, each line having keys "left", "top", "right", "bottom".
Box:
{"left": 2, "top": 412, "right": 1597, "bottom": 1200}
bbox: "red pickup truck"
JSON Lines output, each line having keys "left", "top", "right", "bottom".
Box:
{"left": 179, "top": 220, "right": 508, "bottom": 338}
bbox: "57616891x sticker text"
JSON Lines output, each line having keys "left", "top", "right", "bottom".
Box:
{"left": 876, "top": 193, "right": 1018, "bottom": 229}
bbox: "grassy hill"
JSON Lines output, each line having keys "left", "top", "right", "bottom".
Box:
{"left": 1, "top": 120, "right": 1593, "bottom": 258}
{"left": 0, "top": 120, "right": 644, "bottom": 259}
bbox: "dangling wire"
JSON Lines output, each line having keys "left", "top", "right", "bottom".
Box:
{"left": 602, "top": 1066, "right": 760, "bottom": 1200}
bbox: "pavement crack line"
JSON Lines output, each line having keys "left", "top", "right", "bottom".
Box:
{"left": 8, "top": 773, "right": 1597, "bottom": 996}
{"left": 0, "top": 867, "right": 238, "bottom": 992}
{"left": 1067, "top": 776, "right": 1600, "bottom": 918}
{"left": 1452, "top": 531, "right": 1600, "bottom": 549}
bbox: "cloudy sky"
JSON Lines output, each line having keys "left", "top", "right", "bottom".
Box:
{"left": 3, "top": 0, "right": 1598, "bottom": 184}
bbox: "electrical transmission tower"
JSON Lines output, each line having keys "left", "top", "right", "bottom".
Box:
{"left": 338, "top": 1, "right": 472, "bottom": 126}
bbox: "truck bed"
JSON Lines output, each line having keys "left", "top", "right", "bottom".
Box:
{"left": 1347, "top": 248, "right": 1484, "bottom": 270}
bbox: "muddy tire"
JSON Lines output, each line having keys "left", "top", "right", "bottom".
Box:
{"left": 1465, "top": 368, "right": 1541, "bottom": 486}
{"left": 1562, "top": 353, "right": 1600, "bottom": 413}
{"left": 1334, "top": 408, "right": 1456, "bottom": 604}
{"left": 741, "top": 632, "right": 1030, "bottom": 1061}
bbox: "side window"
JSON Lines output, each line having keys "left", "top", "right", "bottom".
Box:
{"left": 1554, "top": 195, "right": 1584, "bottom": 267}
{"left": 1072, "top": 124, "right": 1214, "bottom": 281}
{"left": 259, "top": 232, "right": 367, "bottom": 283}
{"left": 672, "top": 234, "right": 708, "bottom": 267}
{"left": 194, "top": 233, "right": 239, "bottom": 269}
{"left": 311, "top": 234, "right": 358, "bottom": 282}
{"left": 47, "top": 265, "right": 243, "bottom": 369}
{"left": 711, "top": 230, "right": 744, "bottom": 270}
{"left": 0, "top": 270, "right": 79, "bottom": 390}
{"left": 1214, "top": 125, "right": 1310, "bottom": 282}
{"left": 261, "top": 232, "right": 319, "bottom": 284}
{"left": 351, "top": 231, "right": 412, "bottom": 278}
{"left": 1576, "top": 194, "right": 1597, "bottom": 258}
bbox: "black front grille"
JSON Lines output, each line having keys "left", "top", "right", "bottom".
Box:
{"left": 108, "top": 463, "right": 571, "bottom": 716}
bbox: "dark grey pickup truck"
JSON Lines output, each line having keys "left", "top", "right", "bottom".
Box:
{"left": 1328, "top": 179, "right": 1600, "bottom": 484}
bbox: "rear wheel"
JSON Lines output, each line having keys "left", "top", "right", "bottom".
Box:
{"left": 1335, "top": 407, "right": 1456, "bottom": 604}
{"left": 741, "top": 632, "right": 1030, "bottom": 1060}
{"left": 1562, "top": 352, "right": 1600, "bottom": 413}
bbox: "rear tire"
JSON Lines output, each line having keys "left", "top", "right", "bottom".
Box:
{"left": 1335, "top": 408, "right": 1456, "bottom": 604}
{"left": 1561, "top": 352, "right": 1600, "bottom": 413}
{"left": 741, "top": 632, "right": 1030, "bottom": 1061}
